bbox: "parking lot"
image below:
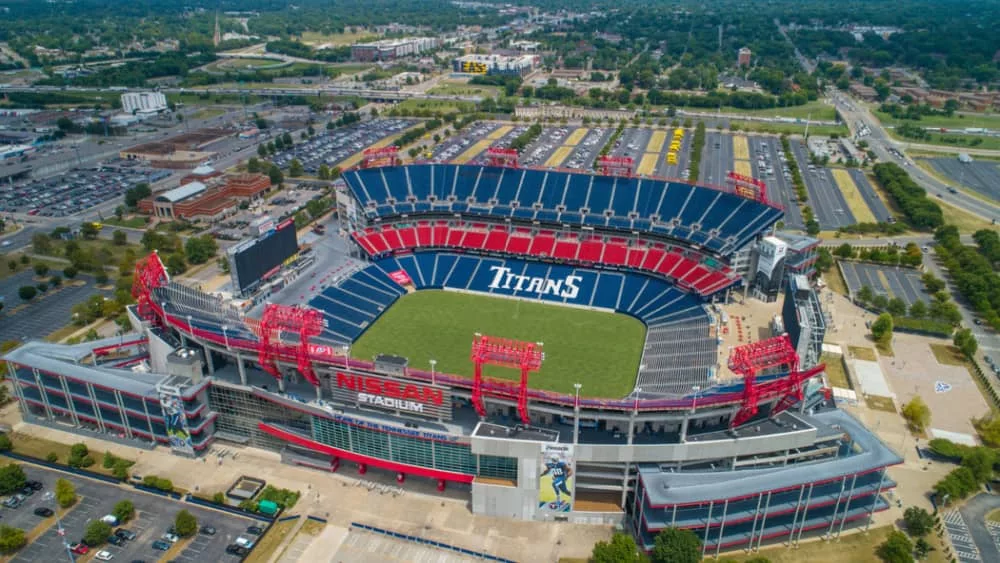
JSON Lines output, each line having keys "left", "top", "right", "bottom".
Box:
{"left": 943, "top": 510, "right": 982, "bottom": 563}
{"left": 270, "top": 119, "right": 416, "bottom": 174}
{"left": 927, "top": 158, "right": 1000, "bottom": 202}
{"left": 0, "top": 272, "right": 111, "bottom": 342}
{"left": 747, "top": 135, "right": 804, "bottom": 230}
{"left": 0, "top": 162, "right": 170, "bottom": 218}
{"left": 9, "top": 465, "right": 258, "bottom": 563}
{"left": 788, "top": 138, "right": 855, "bottom": 229}
{"left": 848, "top": 168, "right": 892, "bottom": 223}
{"left": 839, "top": 261, "right": 929, "bottom": 307}
{"left": 698, "top": 131, "right": 734, "bottom": 186}
{"left": 210, "top": 181, "right": 327, "bottom": 241}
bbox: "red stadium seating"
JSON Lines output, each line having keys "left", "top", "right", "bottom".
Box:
{"left": 350, "top": 223, "right": 738, "bottom": 297}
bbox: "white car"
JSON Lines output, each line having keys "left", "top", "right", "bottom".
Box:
{"left": 162, "top": 532, "right": 180, "bottom": 543}
{"left": 235, "top": 535, "right": 256, "bottom": 548}
{"left": 95, "top": 551, "right": 114, "bottom": 561}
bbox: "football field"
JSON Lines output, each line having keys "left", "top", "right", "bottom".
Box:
{"left": 351, "top": 290, "right": 645, "bottom": 398}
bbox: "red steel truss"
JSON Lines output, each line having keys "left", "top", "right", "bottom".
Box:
{"left": 257, "top": 304, "right": 325, "bottom": 386}
{"left": 727, "top": 334, "right": 825, "bottom": 428}
{"left": 470, "top": 334, "right": 543, "bottom": 423}
{"left": 726, "top": 171, "right": 771, "bottom": 206}
{"left": 132, "top": 252, "right": 170, "bottom": 323}
{"left": 361, "top": 146, "right": 401, "bottom": 168}
{"left": 486, "top": 147, "right": 519, "bottom": 168}
{"left": 598, "top": 155, "right": 634, "bottom": 177}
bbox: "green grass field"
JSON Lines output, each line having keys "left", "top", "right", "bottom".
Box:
{"left": 874, "top": 110, "right": 1000, "bottom": 131}
{"left": 351, "top": 290, "right": 645, "bottom": 398}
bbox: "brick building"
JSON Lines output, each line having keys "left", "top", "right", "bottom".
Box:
{"left": 139, "top": 173, "right": 271, "bottom": 221}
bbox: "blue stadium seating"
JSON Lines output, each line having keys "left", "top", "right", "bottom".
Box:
{"left": 343, "top": 164, "right": 781, "bottom": 256}
{"left": 307, "top": 264, "right": 405, "bottom": 342}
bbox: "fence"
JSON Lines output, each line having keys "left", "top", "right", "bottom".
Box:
{"left": 350, "top": 522, "right": 516, "bottom": 563}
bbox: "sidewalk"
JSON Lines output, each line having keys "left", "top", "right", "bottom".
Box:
{"left": 2, "top": 409, "right": 607, "bottom": 563}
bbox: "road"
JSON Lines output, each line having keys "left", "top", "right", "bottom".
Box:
{"left": 958, "top": 494, "right": 1000, "bottom": 563}
{"left": 923, "top": 247, "right": 1000, "bottom": 364}
{"left": 831, "top": 90, "right": 1000, "bottom": 223}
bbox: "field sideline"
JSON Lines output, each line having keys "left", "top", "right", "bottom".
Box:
{"left": 350, "top": 290, "right": 645, "bottom": 398}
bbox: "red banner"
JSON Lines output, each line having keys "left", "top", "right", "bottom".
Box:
{"left": 388, "top": 270, "right": 412, "bottom": 286}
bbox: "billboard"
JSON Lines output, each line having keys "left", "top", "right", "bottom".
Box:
{"left": 328, "top": 370, "right": 453, "bottom": 420}
{"left": 388, "top": 270, "right": 413, "bottom": 286}
{"left": 538, "top": 443, "right": 574, "bottom": 512}
{"left": 159, "top": 392, "right": 194, "bottom": 456}
{"left": 228, "top": 219, "right": 299, "bottom": 294}
{"left": 460, "top": 60, "right": 489, "bottom": 74}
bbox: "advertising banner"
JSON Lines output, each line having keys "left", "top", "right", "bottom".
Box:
{"left": 388, "top": 270, "right": 413, "bottom": 286}
{"left": 328, "top": 370, "right": 453, "bottom": 420}
{"left": 158, "top": 392, "right": 194, "bottom": 456}
{"left": 538, "top": 443, "right": 574, "bottom": 513}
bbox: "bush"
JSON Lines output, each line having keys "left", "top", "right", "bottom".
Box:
{"left": 257, "top": 485, "right": 300, "bottom": 509}
{"left": 0, "top": 464, "right": 26, "bottom": 495}
{"left": 17, "top": 286, "right": 37, "bottom": 301}
{"left": 112, "top": 499, "right": 135, "bottom": 523}
{"left": 46, "top": 452, "right": 58, "bottom": 463}
{"left": 95, "top": 272, "right": 109, "bottom": 285}
{"left": 103, "top": 450, "right": 116, "bottom": 469}
{"left": 83, "top": 519, "right": 112, "bottom": 547}
{"left": 0, "top": 525, "right": 26, "bottom": 554}
{"left": 927, "top": 438, "right": 970, "bottom": 461}
{"left": 0, "top": 434, "right": 10, "bottom": 452}
{"left": 112, "top": 459, "right": 132, "bottom": 480}
{"left": 63, "top": 266, "right": 77, "bottom": 279}
{"left": 903, "top": 506, "right": 934, "bottom": 536}
{"left": 174, "top": 510, "right": 198, "bottom": 537}
{"left": 212, "top": 492, "right": 226, "bottom": 504}
{"left": 238, "top": 499, "right": 258, "bottom": 512}
{"left": 142, "top": 475, "right": 173, "bottom": 492}
{"left": 876, "top": 530, "right": 914, "bottom": 563}
{"left": 55, "top": 478, "right": 76, "bottom": 508}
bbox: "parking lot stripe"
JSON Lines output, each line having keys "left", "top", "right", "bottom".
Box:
{"left": 876, "top": 270, "right": 895, "bottom": 298}
{"left": 453, "top": 139, "right": 494, "bottom": 164}
{"left": 644, "top": 130, "right": 666, "bottom": 155}
{"left": 487, "top": 125, "right": 513, "bottom": 140}
{"left": 637, "top": 153, "right": 659, "bottom": 176}
{"left": 564, "top": 127, "right": 589, "bottom": 147}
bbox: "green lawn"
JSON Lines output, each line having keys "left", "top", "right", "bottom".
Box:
{"left": 728, "top": 120, "right": 849, "bottom": 137}
{"left": 351, "top": 290, "right": 645, "bottom": 398}
{"left": 428, "top": 82, "right": 499, "bottom": 97}
{"left": 396, "top": 98, "right": 477, "bottom": 114}
{"left": 717, "top": 100, "right": 838, "bottom": 121}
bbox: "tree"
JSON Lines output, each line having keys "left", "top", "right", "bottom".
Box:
{"left": 871, "top": 313, "right": 894, "bottom": 343}
{"left": 903, "top": 506, "right": 934, "bottom": 537}
{"left": 914, "top": 537, "right": 931, "bottom": 559}
{"left": 281, "top": 132, "right": 293, "bottom": 146}
{"left": 184, "top": 235, "right": 218, "bottom": 265}
{"left": 79, "top": 222, "right": 99, "bottom": 239}
{"left": 0, "top": 463, "right": 26, "bottom": 494}
{"left": 953, "top": 328, "right": 978, "bottom": 357}
{"left": 289, "top": 158, "right": 304, "bottom": 178}
{"left": 7, "top": 260, "right": 16, "bottom": 273}
{"left": 174, "top": 510, "right": 198, "bottom": 537}
{"left": 18, "top": 286, "right": 37, "bottom": 301}
{"left": 876, "top": 530, "right": 913, "bottom": 563}
{"left": 112, "top": 230, "right": 128, "bottom": 246}
{"left": 33, "top": 263, "right": 49, "bottom": 277}
{"left": 873, "top": 294, "right": 890, "bottom": 311}
{"left": 887, "top": 297, "right": 907, "bottom": 317}
{"left": 902, "top": 396, "right": 931, "bottom": 433}
{"left": 268, "top": 164, "right": 284, "bottom": 187}
{"left": 247, "top": 157, "right": 261, "bottom": 173}
{"left": 212, "top": 492, "right": 226, "bottom": 504}
{"left": 123, "top": 183, "right": 151, "bottom": 209}
{"left": 165, "top": 253, "right": 187, "bottom": 275}
{"left": 83, "top": 519, "right": 112, "bottom": 547}
{"left": 591, "top": 532, "right": 644, "bottom": 563}
{"left": 49, "top": 274, "right": 62, "bottom": 287}
{"left": 112, "top": 499, "right": 135, "bottom": 523}
{"left": 921, "top": 273, "right": 945, "bottom": 293}
{"left": 0, "top": 525, "right": 26, "bottom": 554}
{"left": 834, "top": 243, "right": 854, "bottom": 259}
{"left": 32, "top": 233, "right": 52, "bottom": 254}
{"left": 961, "top": 447, "right": 995, "bottom": 483}
{"left": 857, "top": 285, "right": 874, "bottom": 304}
{"left": 651, "top": 528, "right": 701, "bottom": 563}
{"left": 257, "top": 144, "right": 267, "bottom": 158}
{"left": 0, "top": 434, "right": 10, "bottom": 452}
{"left": 36, "top": 282, "right": 48, "bottom": 293}
{"left": 909, "top": 300, "right": 928, "bottom": 319}
{"left": 63, "top": 266, "right": 77, "bottom": 279}
{"left": 318, "top": 164, "right": 330, "bottom": 180}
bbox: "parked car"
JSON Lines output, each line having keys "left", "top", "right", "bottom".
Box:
{"left": 101, "top": 514, "right": 120, "bottom": 526}
{"left": 95, "top": 550, "right": 115, "bottom": 561}
{"left": 33, "top": 507, "right": 53, "bottom": 517}
{"left": 151, "top": 540, "right": 171, "bottom": 551}
{"left": 2, "top": 497, "right": 22, "bottom": 509}
{"left": 199, "top": 526, "right": 217, "bottom": 536}
{"left": 235, "top": 535, "right": 255, "bottom": 548}
{"left": 107, "top": 534, "right": 125, "bottom": 546}
{"left": 70, "top": 543, "right": 89, "bottom": 555}
{"left": 115, "top": 529, "right": 137, "bottom": 541}
{"left": 226, "top": 545, "right": 250, "bottom": 556}
{"left": 25, "top": 481, "right": 43, "bottom": 491}
{"left": 20, "top": 486, "right": 34, "bottom": 496}
{"left": 161, "top": 532, "right": 179, "bottom": 544}
{"left": 246, "top": 525, "right": 264, "bottom": 535}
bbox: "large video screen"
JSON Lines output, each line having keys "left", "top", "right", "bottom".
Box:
{"left": 231, "top": 220, "right": 298, "bottom": 292}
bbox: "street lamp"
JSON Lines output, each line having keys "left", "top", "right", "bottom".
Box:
{"left": 43, "top": 492, "right": 75, "bottom": 563}
{"left": 341, "top": 344, "right": 350, "bottom": 369}
{"left": 221, "top": 324, "right": 230, "bottom": 350}
{"left": 429, "top": 359, "right": 437, "bottom": 385}
{"left": 633, "top": 387, "right": 642, "bottom": 414}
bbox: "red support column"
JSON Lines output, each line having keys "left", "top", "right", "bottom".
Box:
{"left": 437, "top": 479, "right": 446, "bottom": 492}
{"left": 330, "top": 458, "right": 340, "bottom": 472}
{"left": 396, "top": 472, "right": 405, "bottom": 484}
{"left": 470, "top": 335, "right": 544, "bottom": 424}
{"left": 358, "top": 463, "right": 367, "bottom": 475}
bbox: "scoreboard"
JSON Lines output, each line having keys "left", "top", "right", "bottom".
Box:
{"left": 460, "top": 60, "right": 489, "bottom": 74}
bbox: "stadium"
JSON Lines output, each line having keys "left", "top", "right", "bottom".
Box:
{"left": 4, "top": 149, "right": 901, "bottom": 557}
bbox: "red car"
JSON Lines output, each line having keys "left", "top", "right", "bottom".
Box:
{"left": 70, "top": 543, "right": 89, "bottom": 555}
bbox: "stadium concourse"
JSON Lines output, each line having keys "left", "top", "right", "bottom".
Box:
{"left": 4, "top": 161, "right": 902, "bottom": 557}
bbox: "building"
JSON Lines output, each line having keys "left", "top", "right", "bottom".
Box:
{"left": 773, "top": 231, "right": 820, "bottom": 280}
{"left": 750, "top": 236, "right": 788, "bottom": 302}
{"left": 738, "top": 47, "right": 752, "bottom": 67}
{"left": 452, "top": 54, "right": 538, "bottom": 76}
{"left": 6, "top": 164, "right": 898, "bottom": 555}
{"left": 351, "top": 37, "right": 438, "bottom": 62}
{"left": 120, "top": 128, "right": 232, "bottom": 169}
{"left": 782, "top": 274, "right": 827, "bottom": 369}
{"left": 138, "top": 173, "right": 270, "bottom": 221}
{"left": 121, "top": 92, "right": 168, "bottom": 115}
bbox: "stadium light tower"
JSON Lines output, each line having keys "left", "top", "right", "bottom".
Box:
{"left": 633, "top": 387, "right": 642, "bottom": 414}
{"left": 690, "top": 385, "right": 701, "bottom": 413}
{"left": 573, "top": 383, "right": 582, "bottom": 411}
{"left": 429, "top": 359, "right": 437, "bottom": 385}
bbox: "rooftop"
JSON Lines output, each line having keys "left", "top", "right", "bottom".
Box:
{"left": 156, "top": 181, "right": 207, "bottom": 203}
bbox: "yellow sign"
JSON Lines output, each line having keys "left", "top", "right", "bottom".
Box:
{"left": 461, "top": 61, "right": 489, "bottom": 74}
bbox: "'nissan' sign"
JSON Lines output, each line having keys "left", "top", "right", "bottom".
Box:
{"left": 330, "top": 371, "right": 452, "bottom": 420}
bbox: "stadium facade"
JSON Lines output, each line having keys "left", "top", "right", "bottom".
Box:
{"left": 5, "top": 163, "right": 900, "bottom": 556}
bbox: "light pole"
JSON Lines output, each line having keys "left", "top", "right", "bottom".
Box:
{"left": 341, "top": 344, "right": 350, "bottom": 369}
{"left": 429, "top": 359, "right": 437, "bottom": 386}
{"left": 633, "top": 387, "right": 642, "bottom": 415}
{"left": 221, "top": 324, "right": 230, "bottom": 350}
{"left": 43, "top": 492, "right": 75, "bottom": 563}
{"left": 573, "top": 383, "right": 582, "bottom": 412}
{"left": 690, "top": 385, "right": 701, "bottom": 413}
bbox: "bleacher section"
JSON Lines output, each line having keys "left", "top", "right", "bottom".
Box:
{"left": 352, "top": 222, "right": 737, "bottom": 297}
{"left": 342, "top": 164, "right": 783, "bottom": 255}
{"left": 307, "top": 264, "right": 407, "bottom": 343}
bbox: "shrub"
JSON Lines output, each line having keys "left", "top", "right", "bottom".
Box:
{"left": 0, "top": 434, "right": 11, "bottom": 452}
{"left": 45, "top": 452, "right": 58, "bottom": 463}
{"left": 174, "top": 510, "right": 198, "bottom": 537}
{"left": 17, "top": 286, "right": 37, "bottom": 301}
{"left": 112, "top": 499, "right": 135, "bottom": 523}
{"left": 112, "top": 459, "right": 132, "bottom": 480}
{"left": 63, "top": 266, "right": 77, "bottom": 279}
{"left": 55, "top": 478, "right": 76, "bottom": 508}
{"left": 257, "top": 485, "right": 300, "bottom": 509}
{"left": 212, "top": 492, "right": 226, "bottom": 504}
{"left": 0, "top": 525, "right": 26, "bottom": 554}
{"left": 103, "top": 451, "right": 116, "bottom": 469}
{"left": 0, "top": 464, "right": 26, "bottom": 495}
{"left": 142, "top": 475, "right": 174, "bottom": 492}
{"left": 83, "top": 520, "right": 112, "bottom": 547}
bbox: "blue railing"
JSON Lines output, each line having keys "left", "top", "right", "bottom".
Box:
{"left": 350, "top": 522, "right": 516, "bottom": 562}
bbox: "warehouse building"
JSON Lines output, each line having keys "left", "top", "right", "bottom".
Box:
{"left": 351, "top": 38, "right": 438, "bottom": 61}
{"left": 453, "top": 54, "right": 538, "bottom": 76}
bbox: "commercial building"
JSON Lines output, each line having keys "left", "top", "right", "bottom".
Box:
{"left": 138, "top": 173, "right": 271, "bottom": 221}
{"left": 351, "top": 38, "right": 438, "bottom": 62}
{"left": 773, "top": 231, "right": 820, "bottom": 280}
{"left": 452, "top": 54, "right": 538, "bottom": 76}
{"left": 121, "top": 92, "right": 168, "bottom": 115}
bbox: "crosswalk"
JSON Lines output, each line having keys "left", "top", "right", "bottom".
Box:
{"left": 943, "top": 510, "right": 982, "bottom": 563}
